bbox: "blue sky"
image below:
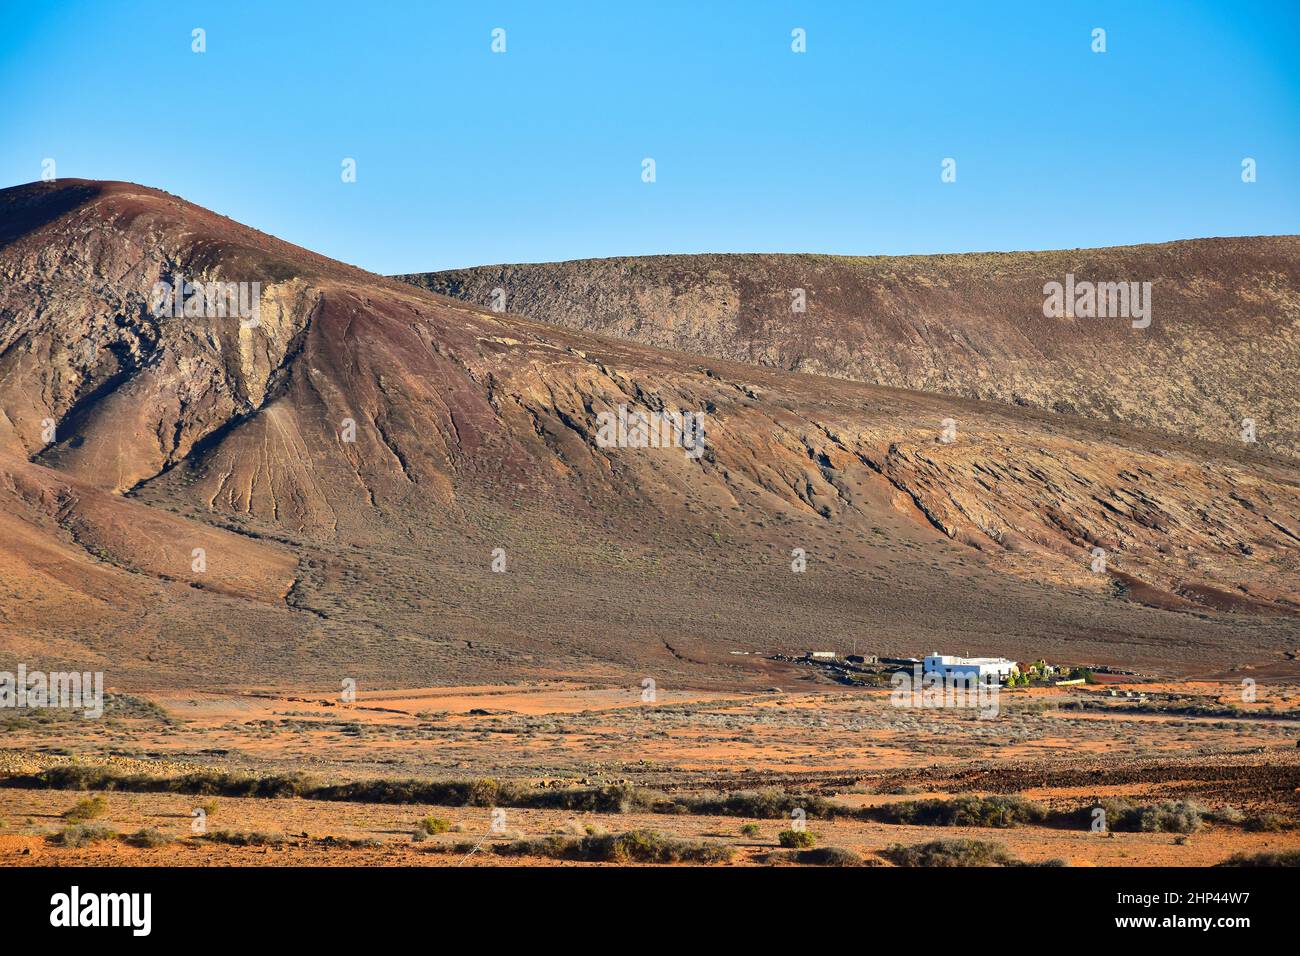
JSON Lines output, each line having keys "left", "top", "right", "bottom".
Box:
{"left": 2, "top": 1, "right": 1297, "bottom": 273}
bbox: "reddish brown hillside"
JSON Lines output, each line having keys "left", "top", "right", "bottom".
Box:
{"left": 2, "top": 180, "right": 1298, "bottom": 689}
{"left": 401, "top": 242, "right": 1300, "bottom": 457}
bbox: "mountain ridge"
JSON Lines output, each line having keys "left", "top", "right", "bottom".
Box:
{"left": 2, "top": 179, "right": 1298, "bottom": 688}
{"left": 400, "top": 237, "right": 1300, "bottom": 457}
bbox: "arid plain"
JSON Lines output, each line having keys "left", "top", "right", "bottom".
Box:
{"left": 2, "top": 676, "right": 1298, "bottom": 867}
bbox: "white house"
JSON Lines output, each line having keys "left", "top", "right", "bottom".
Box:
{"left": 923, "top": 652, "right": 1018, "bottom": 684}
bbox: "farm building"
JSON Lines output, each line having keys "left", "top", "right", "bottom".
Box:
{"left": 923, "top": 652, "right": 1019, "bottom": 683}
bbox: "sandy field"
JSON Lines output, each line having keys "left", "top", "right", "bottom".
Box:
{"left": 2, "top": 675, "right": 1297, "bottom": 867}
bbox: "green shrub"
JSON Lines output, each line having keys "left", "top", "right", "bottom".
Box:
{"left": 871, "top": 795, "right": 1047, "bottom": 828}
{"left": 491, "top": 829, "right": 733, "bottom": 864}
{"left": 417, "top": 816, "right": 451, "bottom": 835}
{"left": 126, "top": 827, "right": 172, "bottom": 848}
{"left": 1217, "top": 850, "right": 1300, "bottom": 866}
{"left": 61, "top": 795, "right": 108, "bottom": 822}
{"left": 679, "top": 789, "right": 839, "bottom": 820}
{"left": 1243, "top": 813, "right": 1285, "bottom": 833}
{"left": 882, "top": 838, "right": 1017, "bottom": 867}
{"left": 315, "top": 835, "right": 381, "bottom": 849}
{"left": 493, "top": 835, "right": 568, "bottom": 858}
{"left": 1135, "top": 801, "right": 1204, "bottom": 834}
{"left": 6, "top": 767, "right": 849, "bottom": 823}
{"left": 16, "top": 766, "right": 315, "bottom": 799}
{"left": 50, "top": 824, "right": 117, "bottom": 847}
{"left": 204, "top": 830, "right": 286, "bottom": 846}
{"left": 739, "top": 823, "right": 761, "bottom": 836}
{"left": 778, "top": 829, "right": 816, "bottom": 848}
{"left": 1073, "top": 798, "right": 1203, "bottom": 834}
{"left": 794, "top": 846, "right": 861, "bottom": 866}
{"left": 1205, "top": 806, "right": 1244, "bottom": 824}
{"left": 593, "top": 829, "right": 733, "bottom": 863}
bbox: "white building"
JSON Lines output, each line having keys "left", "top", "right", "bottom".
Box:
{"left": 923, "top": 652, "right": 1018, "bottom": 684}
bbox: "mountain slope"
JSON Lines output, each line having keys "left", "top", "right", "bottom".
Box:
{"left": 400, "top": 241, "right": 1300, "bottom": 457}
{"left": 2, "top": 180, "right": 1298, "bottom": 689}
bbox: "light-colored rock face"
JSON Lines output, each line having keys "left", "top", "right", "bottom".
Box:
{"left": 1, "top": 180, "right": 1298, "bottom": 689}
{"left": 0, "top": 183, "right": 328, "bottom": 490}
{"left": 400, "top": 242, "right": 1300, "bottom": 458}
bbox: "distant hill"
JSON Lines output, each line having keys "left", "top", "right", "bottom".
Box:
{"left": 399, "top": 239, "right": 1300, "bottom": 457}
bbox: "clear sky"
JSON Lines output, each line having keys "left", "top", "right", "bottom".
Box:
{"left": 2, "top": 1, "right": 1297, "bottom": 274}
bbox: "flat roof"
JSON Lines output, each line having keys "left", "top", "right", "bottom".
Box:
{"left": 925, "top": 655, "right": 1017, "bottom": 665}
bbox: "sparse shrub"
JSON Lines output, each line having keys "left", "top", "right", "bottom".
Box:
{"left": 680, "top": 789, "right": 838, "bottom": 819}
{"left": 882, "top": 838, "right": 1017, "bottom": 867}
{"left": 204, "top": 830, "right": 286, "bottom": 847}
{"left": 315, "top": 835, "right": 381, "bottom": 849}
{"left": 1206, "top": 806, "right": 1245, "bottom": 825}
{"left": 778, "top": 829, "right": 816, "bottom": 848}
{"left": 1075, "top": 797, "right": 1136, "bottom": 831}
{"left": 870, "top": 795, "right": 1047, "bottom": 828}
{"left": 13, "top": 765, "right": 316, "bottom": 800}
{"left": 1134, "top": 800, "right": 1204, "bottom": 834}
{"left": 7, "top": 767, "right": 849, "bottom": 824}
{"left": 50, "top": 824, "right": 117, "bottom": 847}
{"left": 62, "top": 795, "right": 108, "bottom": 822}
{"left": 126, "top": 827, "right": 172, "bottom": 848}
{"left": 493, "top": 835, "right": 569, "bottom": 858}
{"left": 310, "top": 777, "right": 659, "bottom": 814}
{"left": 417, "top": 816, "right": 451, "bottom": 835}
{"left": 492, "top": 829, "right": 732, "bottom": 864}
{"left": 739, "top": 823, "right": 761, "bottom": 836}
{"left": 1073, "top": 798, "right": 1203, "bottom": 834}
{"left": 1243, "top": 813, "right": 1285, "bottom": 833}
{"left": 794, "top": 846, "right": 861, "bottom": 866}
{"left": 467, "top": 778, "right": 500, "bottom": 807}
{"left": 182, "top": 770, "right": 316, "bottom": 798}
{"left": 1217, "top": 850, "right": 1300, "bottom": 867}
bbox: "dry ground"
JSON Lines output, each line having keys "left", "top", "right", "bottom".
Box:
{"left": 3, "top": 676, "right": 1297, "bottom": 867}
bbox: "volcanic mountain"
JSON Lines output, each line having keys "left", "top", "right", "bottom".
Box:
{"left": 2, "top": 179, "right": 1298, "bottom": 691}
{"left": 401, "top": 242, "right": 1300, "bottom": 458}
